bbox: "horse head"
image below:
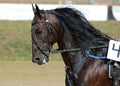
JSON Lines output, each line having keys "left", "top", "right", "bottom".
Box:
{"left": 31, "top": 4, "right": 58, "bottom": 65}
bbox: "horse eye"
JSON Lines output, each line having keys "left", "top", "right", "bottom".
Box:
{"left": 35, "top": 29, "right": 42, "bottom": 35}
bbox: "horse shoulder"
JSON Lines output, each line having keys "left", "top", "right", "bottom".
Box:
{"left": 78, "top": 59, "right": 112, "bottom": 86}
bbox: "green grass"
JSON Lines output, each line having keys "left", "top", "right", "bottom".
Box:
{"left": 0, "top": 21, "right": 31, "bottom": 61}
{"left": 91, "top": 21, "right": 120, "bottom": 39}
{"left": 0, "top": 20, "right": 120, "bottom": 61}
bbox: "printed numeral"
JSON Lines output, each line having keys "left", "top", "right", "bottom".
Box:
{"left": 112, "top": 44, "right": 120, "bottom": 58}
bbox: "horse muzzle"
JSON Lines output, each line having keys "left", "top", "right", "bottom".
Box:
{"left": 32, "top": 53, "right": 49, "bottom": 65}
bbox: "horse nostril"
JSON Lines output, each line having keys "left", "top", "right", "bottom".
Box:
{"left": 32, "top": 57, "right": 40, "bottom": 63}
{"left": 35, "top": 57, "right": 40, "bottom": 62}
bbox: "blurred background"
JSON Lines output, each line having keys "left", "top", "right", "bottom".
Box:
{"left": 0, "top": 0, "right": 120, "bottom": 86}
{"left": 0, "top": 0, "right": 120, "bottom": 5}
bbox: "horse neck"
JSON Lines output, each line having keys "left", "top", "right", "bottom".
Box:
{"left": 57, "top": 28, "right": 83, "bottom": 70}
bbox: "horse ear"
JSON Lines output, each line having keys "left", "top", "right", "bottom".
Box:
{"left": 35, "top": 4, "right": 40, "bottom": 13}
{"left": 35, "top": 4, "right": 42, "bottom": 18}
{"left": 32, "top": 4, "right": 36, "bottom": 15}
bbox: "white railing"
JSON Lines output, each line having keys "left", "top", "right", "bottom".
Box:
{"left": 0, "top": 4, "right": 119, "bottom": 21}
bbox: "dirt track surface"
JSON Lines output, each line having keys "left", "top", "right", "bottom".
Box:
{"left": 0, "top": 61, "right": 65, "bottom": 86}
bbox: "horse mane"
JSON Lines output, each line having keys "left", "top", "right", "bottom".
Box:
{"left": 50, "top": 7, "right": 112, "bottom": 48}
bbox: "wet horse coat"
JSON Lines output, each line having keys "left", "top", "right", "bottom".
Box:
{"left": 31, "top": 4, "right": 120, "bottom": 86}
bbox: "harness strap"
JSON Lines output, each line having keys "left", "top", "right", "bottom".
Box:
{"left": 65, "top": 56, "right": 88, "bottom": 86}
{"left": 108, "top": 61, "right": 120, "bottom": 86}
{"left": 72, "top": 56, "right": 88, "bottom": 76}
{"left": 65, "top": 67, "right": 73, "bottom": 86}
{"left": 64, "top": 45, "right": 108, "bottom": 86}
{"left": 86, "top": 49, "right": 107, "bottom": 60}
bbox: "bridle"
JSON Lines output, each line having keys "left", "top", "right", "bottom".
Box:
{"left": 32, "top": 10, "right": 81, "bottom": 55}
{"left": 31, "top": 10, "right": 53, "bottom": 59}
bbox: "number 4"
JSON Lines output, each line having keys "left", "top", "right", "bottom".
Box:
{"left": 112, "top": 44, "right": 120, "bottom": 58}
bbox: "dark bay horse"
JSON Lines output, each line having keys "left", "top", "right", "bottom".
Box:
{"left": 31, "top": 4, "right": 120, "bottom": 86}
